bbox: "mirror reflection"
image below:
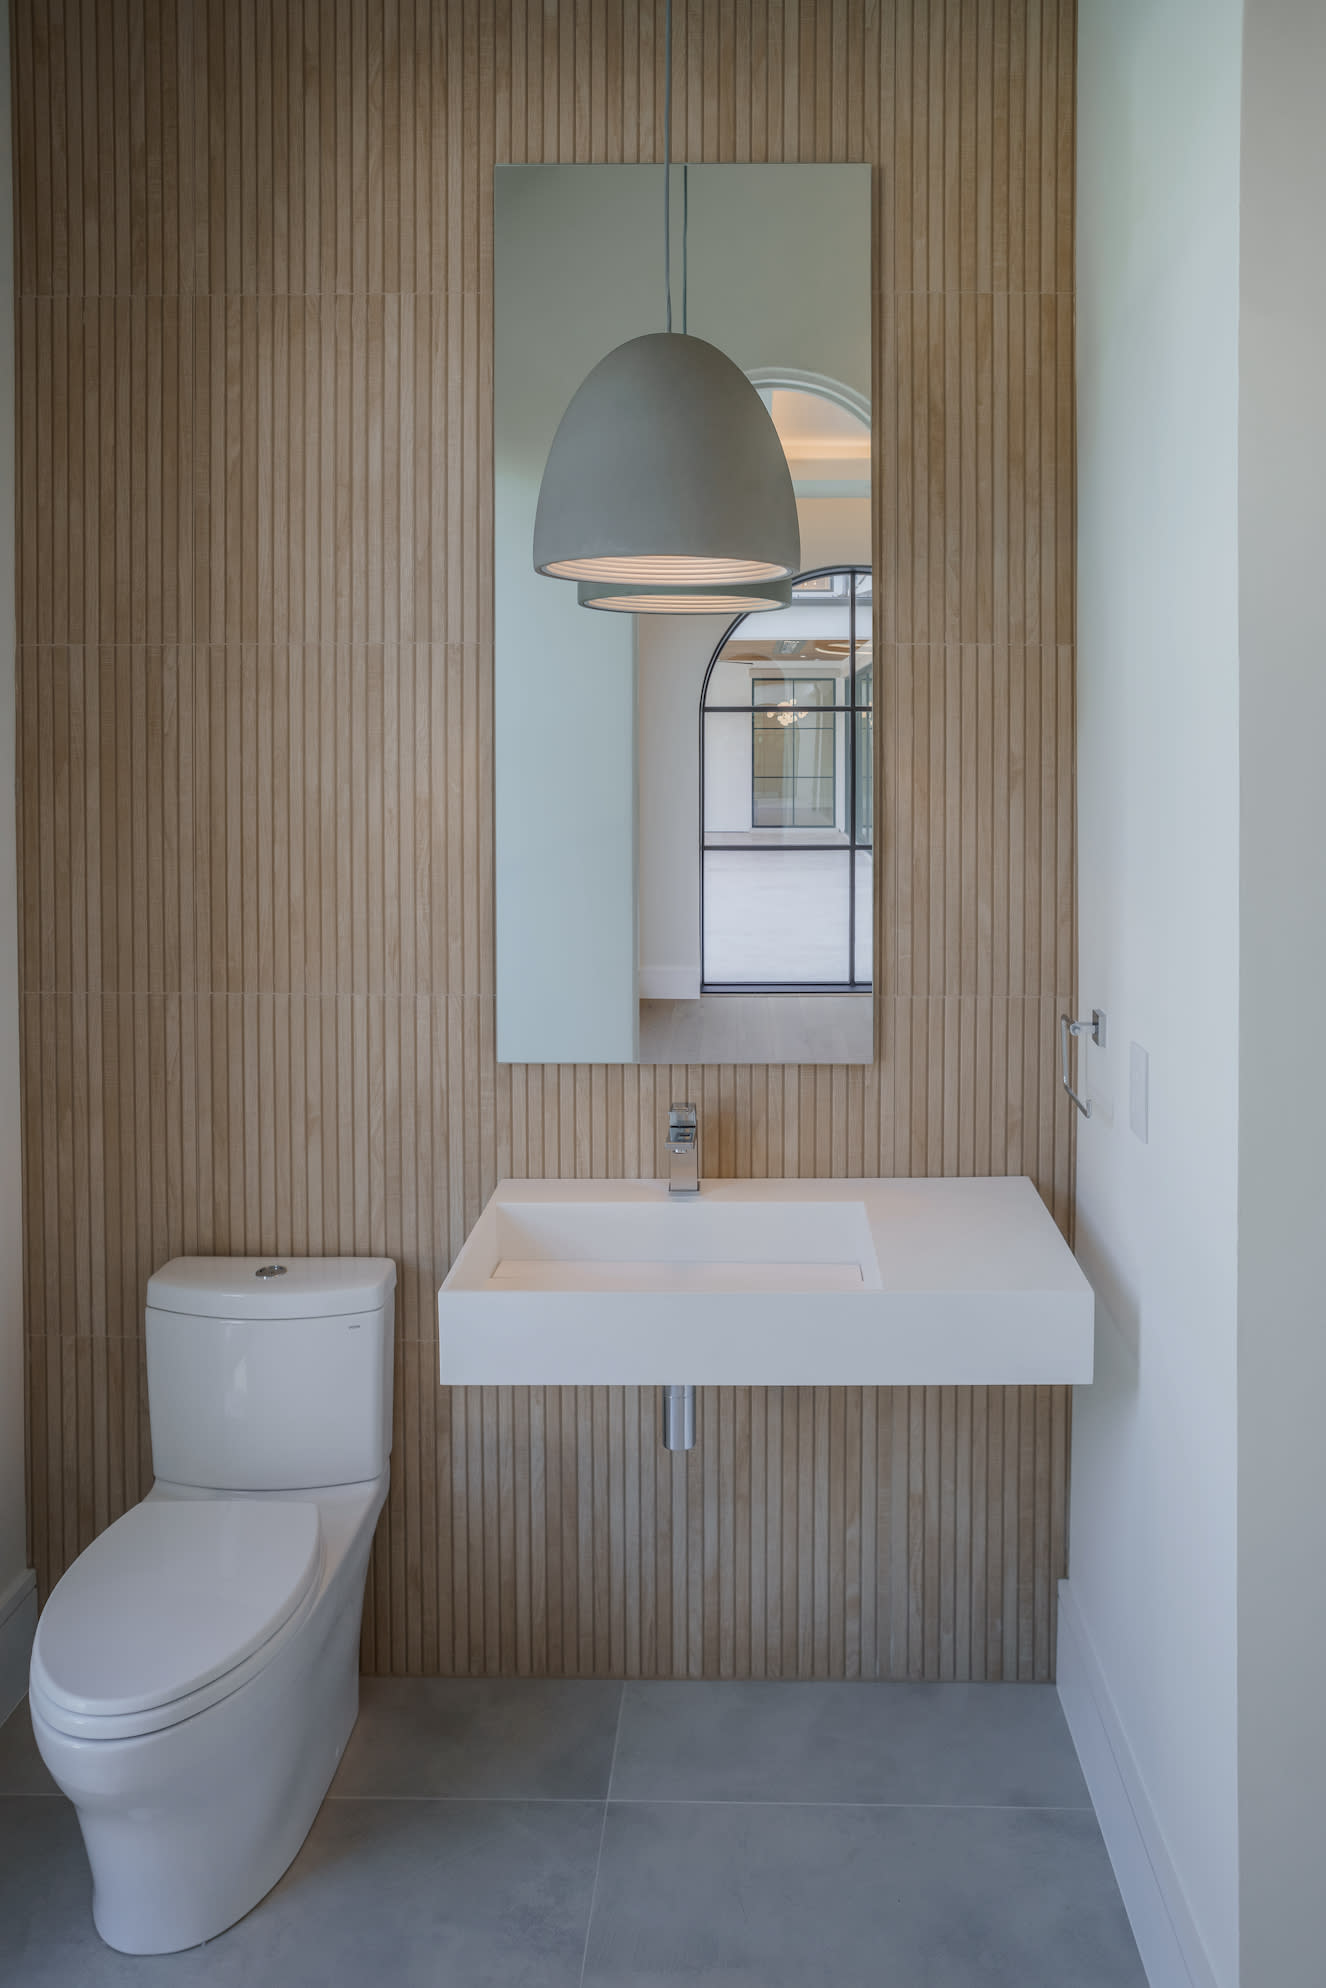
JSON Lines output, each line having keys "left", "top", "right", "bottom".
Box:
{"left": 495, "top": 165, "right": 873, "bottom": 1065}
{"left": 639, "top": 566, "right": 873, "bottom": 1064}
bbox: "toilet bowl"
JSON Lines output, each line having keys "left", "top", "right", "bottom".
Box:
{"left": 28, "top": 1256, "right": 396, "bottom": 1955}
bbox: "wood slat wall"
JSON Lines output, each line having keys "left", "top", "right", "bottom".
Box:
{"left": 12, "top": 0, "right": 1077, "bottom": 1681}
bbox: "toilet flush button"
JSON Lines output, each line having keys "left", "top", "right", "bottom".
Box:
{"left": 255, "top": 1264, "right": 288, "bottom": 1278}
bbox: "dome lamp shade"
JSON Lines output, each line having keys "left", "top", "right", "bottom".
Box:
{"left": 533, "top": 332, "right": 801, "bottom": 589}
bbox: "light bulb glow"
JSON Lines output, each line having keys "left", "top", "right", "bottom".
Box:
{"left": 580, "top": 589, "right": 790, "bottom": 614}
{"left": 544, "top": 553, "right": 791, "bottom": 584}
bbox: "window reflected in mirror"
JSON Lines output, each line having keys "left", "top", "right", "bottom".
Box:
{"left": 637, "top": 562, "right": 874, "bottom": 1066}
{"left": 701, "top": 567, "right": 873, "bottom": 995}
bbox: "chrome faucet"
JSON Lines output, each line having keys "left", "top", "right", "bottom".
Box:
{"left": 665, "top": 1102, "right": 699, "bottom": 1195}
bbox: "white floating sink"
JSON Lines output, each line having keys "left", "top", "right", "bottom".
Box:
{"left": 437, "top": 1177, "right": 1094, "bottom": 1387}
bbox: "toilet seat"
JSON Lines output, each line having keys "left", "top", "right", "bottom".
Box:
{"left": 30, "top": 1498, "right": 323, "bottom": 1742}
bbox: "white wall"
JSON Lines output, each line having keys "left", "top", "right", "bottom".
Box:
{"left": 494, "top": 169, "right": 645, "bottom": 1065}
{"left": 1071, "top": 3, "right": 1244, "bottom": 1982}
{"left": 0, "top": 2, "right": 35, "bottom": 1718}
{"left": 703, "top": 659, "right": 758, "bottom": 835}
{"left": 1235, "top": 3, "right": 1326, "bottom": 1981}
{"left": 637, "top": 613, "right": 726, "bottom": 998}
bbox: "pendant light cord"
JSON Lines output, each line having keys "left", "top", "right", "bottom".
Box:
{"left": 663, "top": 0, "right": 673, "bottom": 331}
{"left": 660, "top": 1, "right": 691, "bottom": 335}
{"left": 683, "top": 163, "right": 688, "bottom": 333}
{"left": 661, "top": 1, "right": 689, "bottom": 335}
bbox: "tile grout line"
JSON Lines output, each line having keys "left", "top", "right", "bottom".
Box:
{"left": 577, "top": 1681, "right": 627, "bottom": 1988}
{"left": 321, "top": 1791, "right": 612, "bottom": 1806}
{"left": 581, "top": 1795, "right": 1097, "bottom": 1814}
{"left": 321, "top": 1791, "right": 1094, "bottom": 1814}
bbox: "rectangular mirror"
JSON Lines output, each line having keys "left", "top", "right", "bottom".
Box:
{"left": 495, "top": 164, "right": 872, "bottom": 1064}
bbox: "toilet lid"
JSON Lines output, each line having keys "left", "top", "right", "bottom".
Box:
{"left": 31, "top": 1499, "right": 322, "bottom": 1720}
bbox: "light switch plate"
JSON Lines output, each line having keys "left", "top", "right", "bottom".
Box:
{"left": 1129, "top": 1043, "right": 1149, "bottom": 1143}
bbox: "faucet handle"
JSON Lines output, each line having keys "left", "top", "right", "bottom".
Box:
{"left": 665, "top": 1102, "right": 700, "bottom": 1193}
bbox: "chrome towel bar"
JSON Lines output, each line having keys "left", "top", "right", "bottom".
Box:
{"left": 1060, "top": 1010, "right": 1106, "bottom": 1118}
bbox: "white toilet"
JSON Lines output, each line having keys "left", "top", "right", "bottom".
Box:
{"left": 28, "top": 1255, "right": 396, "bottom": 1955}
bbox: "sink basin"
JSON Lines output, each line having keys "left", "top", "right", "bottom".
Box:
{"left": 437, "top": 1176, "right": 1094, "bottom": 1387}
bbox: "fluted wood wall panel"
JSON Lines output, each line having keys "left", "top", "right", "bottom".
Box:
{"left": 14, "top": 0, "right": 1077, "bottom": 1682}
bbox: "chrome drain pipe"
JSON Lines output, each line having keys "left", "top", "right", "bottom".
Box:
{"left": 661, "top": 1385, "right": 696, "bottom": 1451}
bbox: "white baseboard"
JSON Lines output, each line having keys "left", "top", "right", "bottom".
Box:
{"left": 1057, "top": 1581, "right": 1221, "bottom": 1988}
{"left": 638, "top": 966, "right": 701, "bottom": 1002}
{"left": 0, "top": 1568, "right": 36, "bottom": 1725}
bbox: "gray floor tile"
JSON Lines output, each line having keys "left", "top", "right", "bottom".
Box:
{"left": 0, "top": 1796, "right": 120, "bottom": 1988}
{"left": 582, "top": 1800, "right": 1147, "bottom": 1988}
{"left": 0, "top": 1699, "right": 60, "bottom": 1795}
{"left": 0, "top": 1793, "right": 604, "bottom": 1987}
{"left": 202, "top": 1797, "right": 604, "bottom": 1988}
{"left": 331, "top": 1676, "right": 623, "bottom": 1798}
{"left": 2, "top": 1681, "right": 1137, "bottom": 1988}
{"left": 612, "top": 1680, "right": 1091, "bottom": 1808}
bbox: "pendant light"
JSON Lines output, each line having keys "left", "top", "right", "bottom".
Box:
{"left": 532, "top": 0, "right": 800, "bottom": 611}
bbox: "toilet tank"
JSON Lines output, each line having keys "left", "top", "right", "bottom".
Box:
{"left": 144, "top": 1257, "right": 396, "bottom": 1491}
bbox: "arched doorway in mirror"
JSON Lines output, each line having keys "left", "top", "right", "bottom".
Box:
{"left": 634, "top": 380, "right": 874, "bottom": 1067}
{"left": 700, "top": 565, "right": 873, "bottom": 999}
